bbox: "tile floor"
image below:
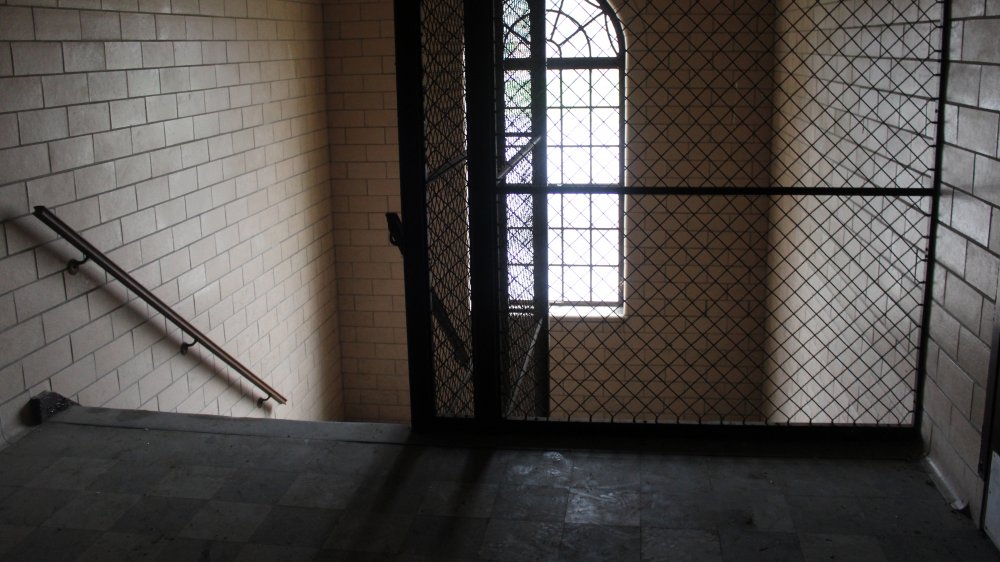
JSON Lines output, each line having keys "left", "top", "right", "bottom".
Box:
{"left": 0, "top": 406, "right": 996, "bottom": 561}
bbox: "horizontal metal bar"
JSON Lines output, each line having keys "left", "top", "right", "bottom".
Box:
{"left": 32, "top": 206, "right": 288, "bottom": 406}
{"left": 546, "top": 56, "right": 622, "bottom": 69}
{"left": 499, "top": 185, "right": 936, "bottom": 197}
{"left": 497, "top": 136, "right": 542, "bottom": 181}
{"left": 504, "top": 56, "right": 622, "bottom": 70}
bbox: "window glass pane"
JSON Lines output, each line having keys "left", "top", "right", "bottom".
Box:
{"left": 591, "top": 266, "right": 619, "bottom": 302}
{"left": 591, "top": 229, "right": 618, "bottom": 266}
{"left": 510, "top": 155, "right": 532, "bottom": 184}
{"left": 562, "top": 109, "right": 591, "bottom": 144}
{"left": 506, "top": 193, "right": 533, "bottom": 225}
{"left": 547, "top": 147, "right": 564, "bottom": 184}
{"left": 546, "top": 0, "right": 618, "bottom": 58}
{"left": 548, "top": 265, "right": 564, "bottom": 301}
{"left": 548, "top": 194, "right": 563, "bottom": 228}
{"left": 507, "top": 228, "right": 533, "bottom": 264}
{"left": 533, "top": 1, "right": 623, "bottom": 306}
{"left": 590, "top": 194, "right": 618, "bottom": 228}
{"left": 592, "top": 69, "right": 618, "bottom": 105}
{"left": 504, "top": 70, "right": 531, "bottom": 108}
{"left": 508, "top": 265, "right": 534, "bottom": 300}
{"left": 562, "top": 27, "right": 592, "bottom": 58}
{"left": 548, "top": 228, "right": 563, "bottom": 263}
{"left": 547, "top": 108, "right": 563, "bottom": 145}
{"left": 506, "top": 109, "right": 532, "bottom": 135}
{"left": 503, "top": 1, "right": 530, "bottom": 59}
{"left": 561, "top": 146, "right": 590, "bottom": 183}
{"left": 560, "top": 69, "right": 589, "bottom": 107}
{"left": 592, "top": 108, "right": 619, "bottom": 143}
{"left": 547, "top": 69, "right": 564, "bottom": 103}
{"left": 590, "top": 146, "right": 619, "bottom": 184}
{"left": 563, "top": 229, "right": 589, "bottom": 265}
{"left": 562, "top": 266, "right": 591, "bottom": 301}
{"left": 560, "top": 193, "right": 589, "bottom": 225}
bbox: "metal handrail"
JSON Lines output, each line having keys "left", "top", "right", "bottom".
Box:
{"left": 32, "top": 206, "right": 287, "bottom": 406}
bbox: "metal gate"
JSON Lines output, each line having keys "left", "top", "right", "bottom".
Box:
{"left": 395, "top": 0, "right": 948, "bottom": 431}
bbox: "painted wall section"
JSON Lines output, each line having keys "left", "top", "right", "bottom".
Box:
{"left": 0, "top": 0, "right": 343, "bottom": 446}
{"left": 923, "top": 0, "right": 1000, "bottom": 523}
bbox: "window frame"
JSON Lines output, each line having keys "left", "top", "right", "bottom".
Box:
{"left": 543, "top": 0, "right": 626, "bottom": 310}
{"left": 498, "top": 0, "right": 626, "bottom": 312}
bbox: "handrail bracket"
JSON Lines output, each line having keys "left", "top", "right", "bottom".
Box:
{"left": 66, "top": 255, "right": 89, "bottom": 275}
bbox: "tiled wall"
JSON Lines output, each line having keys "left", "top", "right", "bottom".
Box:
{"left": 764, "top": 0, "right": 938, "bottom": 424}
{"left": 618, "top": 0, "right": 775, "bottom": 189}
{"left": 0, "top": 0, "right": 342, "bottom": 446}
{"left": 546, "top": 0, "right": 776, "bottom": 422}
{"left": 547, "top": 195, "right": 772, "bottom": 422}
{"left": 323, "top": 0, "right": 408, "bottom": 423}
{"left": 923, "top": 1, "right": 1000, "bottom": 521}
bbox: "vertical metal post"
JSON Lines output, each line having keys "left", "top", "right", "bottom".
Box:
{"left": 915, "top": 0, "right": 950, "bottom": 436}
{"left": 529, "top": 0, "right": 550, "bottom": 417}
{"left": 394, "top": 0, "right": 436, "bottom": 428}
{"left": 466, "top": 0, "right": 502, "bottom": 425}
{"left": 495, "top": 0, "right": 512, "bottom": 418}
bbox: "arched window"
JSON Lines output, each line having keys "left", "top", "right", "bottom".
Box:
{"left": 544, "top": 0, "right": 624, "bottom": 307}
{"left": 500, "top": 0, "right": 624, "bottom": 309}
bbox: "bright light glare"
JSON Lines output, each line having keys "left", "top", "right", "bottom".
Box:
{"left": 546, "top": 64, "right": 620, "bottom": 304}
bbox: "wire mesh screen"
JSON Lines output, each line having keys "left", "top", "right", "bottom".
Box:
{"left": 546, "top": 194, "right": 929, "bottom": 424}
{"left": 409, "top": 0, "right": 943, "bottom": 426}
{"left": 502, "top": 193, "right": 546, "bottom": 417}
{"left": 421, "top": 0, "right": 475, "bottom": 418}
{"left": 493, "top": 0, "right": 941, "bottom": 426}
{"left": 498, "top": 0, "right": 550, "bottom": 418}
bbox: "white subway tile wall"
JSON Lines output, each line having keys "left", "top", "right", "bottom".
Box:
{"left": 924, "top": 4, "right": 1000, "bottom": 522}
{"left": 325, "top": 0, "right": 408, "bottom": 423}
{"left": 0, "top": 0, "right": 347, "bottom": 445}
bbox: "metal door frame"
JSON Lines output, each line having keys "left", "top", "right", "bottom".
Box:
{"left": 394, "top": 0, "right": 951, "bottom": 442}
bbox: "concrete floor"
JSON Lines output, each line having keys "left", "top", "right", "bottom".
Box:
{"left": 0, "top": 407, "right": 996, "bottom": 561}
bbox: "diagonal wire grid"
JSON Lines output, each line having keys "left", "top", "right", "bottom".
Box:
{"left": 422, "top": 0, "right": 475, "bottom": 417}
{"left": 546, "top": 194, "right": 929, "bottom": 424}
{"left": 417, "top": 0, "right": 942, "bottom": 425}
{"left": 530, "top": 0, "right": 940, "bottom": 425}
{"left": 498, "top": 0, "right": 547, "bottom": 418}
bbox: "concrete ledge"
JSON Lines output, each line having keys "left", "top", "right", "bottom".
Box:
{"left": 44, "top": 404, "right": 928, "bottom": 459}
{"left": 49, "top": 405, "right": 414, "bottom": 445}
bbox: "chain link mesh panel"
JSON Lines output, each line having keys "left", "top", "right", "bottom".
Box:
{"left": 411, "top": 0, "right": 942, "bottom": 426}
{"left": 502, "top": 194, "right": 545, "bottom": 417}
{"left": 498, "top": 0, "right": 942, "bottom": 426}
{"left": 770, "top": 0, "right": 941, "bottom": 189}
{"left": 498, "top": 0, "right": 550, "bottom": 419}
{"left": 545, "top": 194, "right": 928, "bottom": 424}
{"left": 422, "top": 0, "right": 474, "bottom": 418}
